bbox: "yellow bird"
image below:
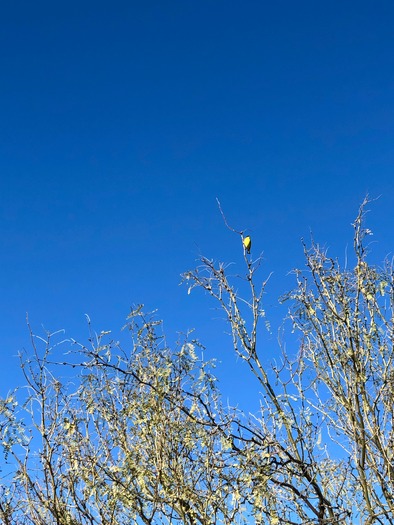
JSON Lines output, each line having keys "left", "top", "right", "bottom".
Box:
{"left": 243, "top": 235, "right": 252, "bottom": 254}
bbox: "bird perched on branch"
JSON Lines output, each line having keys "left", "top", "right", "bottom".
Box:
{"left": 243, "top": 235, "right": 252, "bottom": 254}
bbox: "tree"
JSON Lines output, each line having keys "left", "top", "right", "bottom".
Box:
{"left": 184, "top": 197, "right": 394, "bottom": 524}
{"left": 0, "top": 309, "right": 258, "bottom": 525}
{"left": 1, "top": 198, "right": 393, "bottom": 524}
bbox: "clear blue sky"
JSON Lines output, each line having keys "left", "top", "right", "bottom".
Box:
{"left": 1, "top": 1, "right": 394, "bottom": 407}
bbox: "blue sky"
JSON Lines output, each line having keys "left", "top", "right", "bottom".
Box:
{"left": 1, "top": 1, "right": 394, "bottom": 408}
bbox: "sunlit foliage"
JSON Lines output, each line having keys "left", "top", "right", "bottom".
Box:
{"left": 1, "top": 198, "right": 393, "bottom": 524}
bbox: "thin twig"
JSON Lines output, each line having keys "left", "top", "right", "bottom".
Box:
{"left": 216, "top": 197, "right": 243, "bottom": 235}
